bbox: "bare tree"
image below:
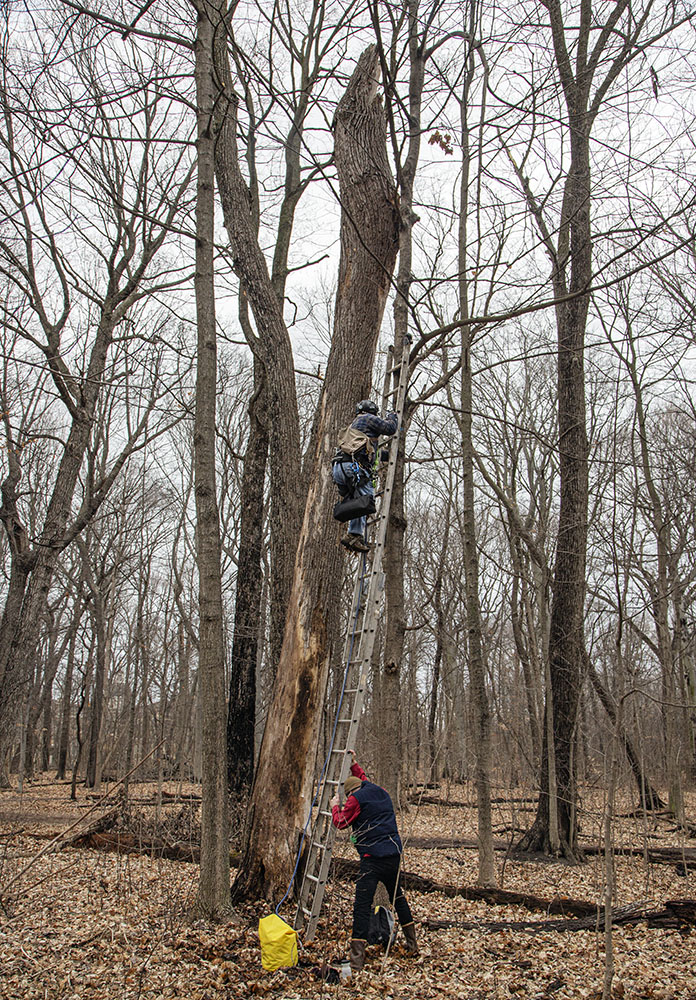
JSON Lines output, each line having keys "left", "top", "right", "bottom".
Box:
{"left": 505, "top": 0, "right": 684, "bottom": 858}
{"left": 0, "top": 17, "right": 195, "bottom": 784}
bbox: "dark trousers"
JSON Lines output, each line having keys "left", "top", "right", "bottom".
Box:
{"left": 352, "top": 854, "right": 413, "bottom": 939}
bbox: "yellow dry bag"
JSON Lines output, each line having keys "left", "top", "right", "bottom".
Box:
{"left": 258, "top": 914, "right": 298, "bottom": 971}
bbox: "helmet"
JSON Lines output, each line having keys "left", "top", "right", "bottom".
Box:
{"left": 355, "top": 399, "right": 378, "bottom": 415}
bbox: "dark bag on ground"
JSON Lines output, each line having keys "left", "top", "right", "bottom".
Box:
{"left": 367, "top": 905, "right": 396, "bottom": 948}
{"left": 333, "top": 493, "right": 376, "bottom": 523}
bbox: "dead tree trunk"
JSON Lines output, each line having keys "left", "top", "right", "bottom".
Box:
{"left": 234, "top": 45, "right": 399, "bottom": 900}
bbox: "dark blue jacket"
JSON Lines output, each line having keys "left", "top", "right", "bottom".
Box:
{"left": 350, "top": 781, "right": 403, "bottom": 857}
{"left": 348, "top": 412, "right": 398, "bottom": 469}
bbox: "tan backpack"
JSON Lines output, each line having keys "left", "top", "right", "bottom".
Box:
{"left": 336, "top": 423, "right": 375, "bottom": 465}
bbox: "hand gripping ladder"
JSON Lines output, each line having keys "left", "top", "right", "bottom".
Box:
{"left": 294, "top": 334, "right": 411, "bottom": 942}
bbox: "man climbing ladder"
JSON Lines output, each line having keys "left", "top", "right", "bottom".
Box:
{"left": 332, "top": 400, "right": 398, "bottom": 552}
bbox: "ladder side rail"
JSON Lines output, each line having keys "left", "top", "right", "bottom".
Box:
{"left": 306, "top": 552, "right": 374, "bottom": 816}
{"left": 294, "top": 561, "right": 371, "bottom": 927}
{"left": 294, "top": 336, "right": 411, "bottom": 938}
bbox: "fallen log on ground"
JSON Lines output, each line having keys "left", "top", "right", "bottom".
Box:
{"left": 581, "top": 845, "right": 696, "bottom": 868}
{"left": 69, "top": 831, "right": 199, "bottom": 862}
{"left": 86, "top": 790, "right": 202, "bottom": 804}
{"left": 62, "top": 805, "right": 121, "bottom": 845}
{"left": 424, "top": 898, "right": 696, "bottom": 932}
{"left": 406, "top": 836, "right": 696, "bottom": 869}
{"left": 62, "top": 826, "right": 694, "bottom": 921}
{"left": 64, "top": 830, "right": 240, "bottom": 866}
{"left": 407, "top": 795, "right": 536, "bottom": 811}
{"left": 332, "top": 858, "right": 598, "bottom": 916}
{"left": 56, "top": 829, "right": 596, "bottom": 918}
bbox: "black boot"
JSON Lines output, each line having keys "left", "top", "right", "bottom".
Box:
{"left": 402, "top": 921, "right": 419, "bottom": 955}
{"left": 349, "top": 938, "right": 366, "bottom": 970}
{"left": 348, "top": 533, "right": 370, "bottom": 553}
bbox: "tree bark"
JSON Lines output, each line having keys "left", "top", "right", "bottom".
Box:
{"left": 515, "top": 0, "right": 600, "bottom": 859}
{"left": 227, "top": 361, "right": 267, "bottom": 800}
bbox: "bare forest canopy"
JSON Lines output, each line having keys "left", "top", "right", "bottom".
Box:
{"left": 2, "top": 0, "right": 696, "bottom": 924}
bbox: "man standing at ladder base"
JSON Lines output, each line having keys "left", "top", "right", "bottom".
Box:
{"left": 330, "top": 756, "right": 418, "bottom": 971}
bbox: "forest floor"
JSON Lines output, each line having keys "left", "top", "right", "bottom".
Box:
{"left": 0, "top": 777, "right": 695, "bottom": 1000}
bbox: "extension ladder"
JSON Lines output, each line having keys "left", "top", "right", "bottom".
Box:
{"left": 293, "top": 334, "right": 411, "bottom": 943}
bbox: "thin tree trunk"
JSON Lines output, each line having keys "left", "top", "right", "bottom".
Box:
{"left": 457, "top": 21, "right": 496, "bottom": 887}
{"left": 56, "top": 616, "right": 79, "bottom": 780}
{"left": 509, "top": 536, "right": 542, "bottom": 766}
{"left": 428, "top": 575, "right": 444, "bottom": 778}
{"left": 379, "top": 415, "right": 408, "bottom": 804}
{"left": 85, "top": 594, "right": 106, "bottom": 789}
{"left": 193, "top": 0, "right": 231, "bottom": 920}
{"left": 70, "top": 641, "right": 94, "bottom": 801}
{"left": 586, "top": 657, "right": 663, "bottom": 811}
{"left": 41, "top": 671, "right": 53, "bottom": 772}
{"left": 374, "top": 0, "right": 427, "bottom": 804}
